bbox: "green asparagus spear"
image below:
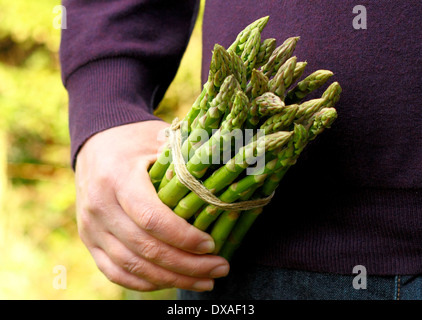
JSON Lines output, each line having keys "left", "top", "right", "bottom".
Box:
{"left": 260, "top": 105, "right": 340, "bottom": 199}
{"left": 217, "top": 207, "right": 263, "bottom": 261}
{"left": 254, "top": 38, "right": 277, "bottom": 69}
{"left": 245, "top": 69, "right": 269, "bottom": 100}
{"left": 229, "top": 51, "right": 248, "bottom": 91}
{"left": 192, "top": 158, "right": 279, "bottom": 231}
{"left": 182, "top": 75, "right": 241, "bottom": 160}
{"left": 217, "top": 124, "right": 310, "bottom": 260}
{"left": 173, "top": 131, "right": 292, "bottom": 219}
{"left": 149, "top": 44, "right": 233, "bottom": 187}
{"left": 268, "top": 56, "right": 297, "bottom": 98}
{"left": 240, "top": 28, "right": 261, "bottom": 77}
{"left": 259, "top": 104, "right": 299, "bottom": 134}
{"left": 192, "top": 127, "right": 301, "bottom": 232}
{"left": 149, "top": 147, "right": 172, "bottom": 189}
{"left": 173, "top": 105, "right": 299, "bottom": 219}
{"left": 210, "top": 210, "right": 241, "bottom": 255}
{"left": 260, "top": 37, "right": 300, "bottom": 78}
{"left": 228, "top": 16, "right": 269, "bottom": 55}
{"left": 321, "top": 82, "right": 342, "bottom": 107}
{"left": 157, "top": 91, "right": 250, "bottom": 208}
{"left": 157, "top": 163, "right": 174, "bottom": 191}
{"left": 307, "top": 107, "right": 338, "bottom": 141}
{"left": 245, "top": 92, "right": 285, "bottom": 129}
{"left": 294, "top": 81, "right": 342, "bottom": 125}
{"left": 290, "top": 61, "right": 308, "bottom": 87}
{"left": 190, "top": 44, "right": 234, "bottom": 127}
{"left": 210, "top": 173, "right": 266, "bottom": 255}
{"left": 284, "top": 70, "right": 334, "bottom": 105}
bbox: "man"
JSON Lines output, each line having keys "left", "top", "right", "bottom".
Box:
{"left": 60, "top": 0, "right": 422, "bottom": 299}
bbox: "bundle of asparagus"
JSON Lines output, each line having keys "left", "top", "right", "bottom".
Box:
{"left": 148, "top": 16, "right": 341, "bottom": 261}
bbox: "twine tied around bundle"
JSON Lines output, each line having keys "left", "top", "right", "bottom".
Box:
{"left": 165, "top": 118, "right": 274, "bottom": 211}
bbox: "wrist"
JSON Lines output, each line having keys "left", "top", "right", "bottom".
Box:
{"left": 66, "top": 58, "right": 163, "bottom": 169}
{"left": 76, "top": 120, "right": 169, "bottom": 172}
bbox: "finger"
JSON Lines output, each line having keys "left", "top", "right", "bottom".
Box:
{"left": 75, "top": 192, "right": 173, "bottom": 292}
{"left": 104, "top": 204, "right": 230, "bottom": 279}
{"left": 98, "top": 232, "right": 215, "bottom": 292}
{"left": 89, "top": 246, "right": 160, "bottom": 292}
{"left": 115, "top": 161, "right": 217, "bottom": 254}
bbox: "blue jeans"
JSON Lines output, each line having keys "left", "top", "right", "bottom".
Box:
{"left": 178, "top": 264, "right": 422, "bottom": 300}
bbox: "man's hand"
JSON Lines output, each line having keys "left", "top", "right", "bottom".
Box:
{"left": 75, "top": 120, "right": 230, "bottom": 292}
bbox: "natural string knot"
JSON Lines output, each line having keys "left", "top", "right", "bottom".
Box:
{"left": 166, "top": 118, "right": 274, "bottom": 211}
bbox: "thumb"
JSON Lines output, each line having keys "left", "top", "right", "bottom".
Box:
{"left": 115, "top": 160, "right": 216, "bottom": 254}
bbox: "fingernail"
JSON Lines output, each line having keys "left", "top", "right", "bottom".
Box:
{"left": 193, "top": 280, "right": 214, "bottom": 291}
{"left": 197, "top": 239, "right": 215, "bottom": 253}
{"left": 210, "top": 264, "right": 230, "bottom": 278}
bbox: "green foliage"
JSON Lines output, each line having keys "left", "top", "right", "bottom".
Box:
{"left": 0, "top": 0, "right": 204, "bottom": 299}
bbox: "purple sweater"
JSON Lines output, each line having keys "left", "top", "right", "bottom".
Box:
{"left": 60, "top": 0, "right": 422, "bottom": 275}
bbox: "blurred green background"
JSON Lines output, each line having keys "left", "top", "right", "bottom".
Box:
{"left": 0, "top": 0, "right": 204, "bottom": 299}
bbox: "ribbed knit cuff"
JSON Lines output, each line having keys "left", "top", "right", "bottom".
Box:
{"left": 66, "top": 57, "right": 163, "bottom": 169}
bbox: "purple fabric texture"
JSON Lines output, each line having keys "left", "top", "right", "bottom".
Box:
{"left": 201, "top": 0, "right": 422, "bottom": 275}
{"left": 60, "top": 0, "right": 200, "bottom": 167}
{"left": 60, "top": 0, "right": 422, "bottom": 275}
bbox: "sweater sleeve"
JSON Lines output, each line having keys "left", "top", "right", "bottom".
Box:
{"left": 59, "top": 0, "right": 200, "bottom": 168}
